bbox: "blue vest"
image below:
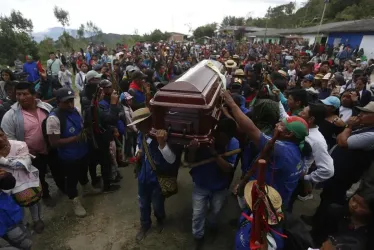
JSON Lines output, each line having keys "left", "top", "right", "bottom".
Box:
{"left": 133, "top": 89, "right": 145, "bottom": 105}
{"left": 0, "top": 192, "right": 23, "bottom": 237}
{"left": 51, "top": 109, "right": 88, "bottom": 160}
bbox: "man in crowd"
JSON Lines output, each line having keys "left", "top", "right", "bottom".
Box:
{"left": 1, "top": 82, "right": 64, "bottom": 207}
{"left": 46, "top": 52, "right": 63, "bottom": 80}
{"left": 128, "top": 107, "right": 180, "bottom": 243}
{"left": 23, "top": 55, "right": 39, "bottom": 83}
{"left": 187, "top": 118, "right": 239, "bottom": 249}
{"left": 46, "top": 88, "right": 100, "bottom": 217}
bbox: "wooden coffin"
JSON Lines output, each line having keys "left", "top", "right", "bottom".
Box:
{"left": 149, "top": 60, "right": 224, "bottom": 145}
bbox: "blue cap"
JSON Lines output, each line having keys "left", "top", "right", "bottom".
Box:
{"left": 320, "top": 96, "right": 341, "bottom": 109}
{"left": 303, "top": 74, "right": 314, "bottom": 82}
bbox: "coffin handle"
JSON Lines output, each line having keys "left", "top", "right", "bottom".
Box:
{"left": 167, "top": 125, "right": 172, "bottom": 138}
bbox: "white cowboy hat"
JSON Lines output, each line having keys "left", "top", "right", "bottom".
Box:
{"left": 127, "top": 108, "right": 152, "bottom": 127}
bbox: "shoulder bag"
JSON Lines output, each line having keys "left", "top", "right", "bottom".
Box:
{"left": 142, "top": 135, "right": 178, "bottom": 198}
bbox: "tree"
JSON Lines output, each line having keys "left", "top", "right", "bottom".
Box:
{"left": 143, "top": 29, "right": 169, "bottom": 42}
{"left": 193, "top": 23, "right": 217, "bottom": 39}
{"left": 221, "top": 16, "right": 245, "bottom": 27}
{"left": 0, "top": 10, "right": 38, "bottom": 65}
{"left": 85, "top": 21, "right": 103, "bottom": 42}
{"left": 53, "top": 6, "right": 70, "bottom": 27}
{"left": 77, "top": 24, "right": 85, "bottom": 39}
{"left": 53, "top": 6, "right": 71, "bottom": 49}
{"left": 38, "top": 37, "right": 55, "bottom": 61}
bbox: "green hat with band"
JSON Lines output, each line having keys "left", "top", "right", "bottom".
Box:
{"left": 282, "top": 116, "right": 309, "bottom": 150}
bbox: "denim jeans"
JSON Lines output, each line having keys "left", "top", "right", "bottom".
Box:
{"left": 138, "top": 181, "right": 165, "bottom": 229}
{"left": 3, "top": 223, "right": 32, "bottom": 250}
{"left": 192, "top": 183, "right": 227, "bottom": 239}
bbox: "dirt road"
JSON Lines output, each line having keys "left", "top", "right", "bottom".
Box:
{"left": 32, "top": 165, "right": 319, "bottom": 250}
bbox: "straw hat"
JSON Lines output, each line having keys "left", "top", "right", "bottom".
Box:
{"left": 234, "top": 69, "right": 245, "bottom": 76}
{"left": 127, "top": 108, "right": 152, "bottom": 127}
{"left": 314, "top": 73, "right": 324, "bottom": 80}
{"left": 224, "top": 59, "right": 237, "bottom": 69}
{"left": 244, "top": 181, "right": 283, "bottom": 225}
{"left": 277, "top": 70, "right": 288, "bottom": 78}
{"left": 233, "top": 54, "right": 240, "bottom": 60}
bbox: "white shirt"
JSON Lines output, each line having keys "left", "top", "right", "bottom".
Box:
{"left": 75, "top": 71, "right": 86, "bottom": 92}
{"left": 339, "top": 106, "right": 353, "bottom": 123}
{"left": 58, "top": 70, "right": 72, "bottom": 86}
{"left": 304, "top": 127, "right": 334, "bottom": 183}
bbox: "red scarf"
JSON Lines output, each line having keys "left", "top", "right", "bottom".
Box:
{"left": 129, "top": 81, "right": 142, "bottom": 92}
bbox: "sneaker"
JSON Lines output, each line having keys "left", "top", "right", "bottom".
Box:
{"left": 111, "top": 175, "right": 121, "bottom": 183}
{"left": 118, "top": 160, "right": 129, "bottom": 168}
{"left": 116, "top": 171, "right": 123, "bottom": 179}
{"left": 135, "top": 227, "right": 150, "bottom": 243}
{"left": 102, "top": 184, "right": 120, "bottom": 193}
{"left": 297, "top": 194, "right": 314, "bottom": 201}
{"left": 82, "top": 183, "right": 101, "bottom": 197}
{"left": 42, "top": 195, "right": 56, "bottom": 208}
{"left": 72, "top": 197, "right": 86, "bottom": 217}
{"left": 156, "top": 219, "right": 164, "bottom": 233}
{"left": 33, "top": 220, "right": 45, "bottom": 234}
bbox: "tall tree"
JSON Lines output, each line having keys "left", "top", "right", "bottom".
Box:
{"left": 77, "top": 24, "right": 85, "bottom": 39}
{"left": 193, "top": 23, "right": 217, "bottom": 39}
{"left": 0, "top": 10, "right": 38, "bottom": 65}
{"left": 53, "top": 6, "right": 70, "bottom": 27}
{"left": 53, "top": 6, "right": 71, "bottom": 49}
{"left": 86, "top": 21, "right": 103, "bottom": 42}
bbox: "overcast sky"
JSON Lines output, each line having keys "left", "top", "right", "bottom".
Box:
{"left": 2, "top": 0, "right": 303, "bottom": 35}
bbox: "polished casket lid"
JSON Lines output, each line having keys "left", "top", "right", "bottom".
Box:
{"left": 150, "top": 60, "right": 224, "bottom": 109}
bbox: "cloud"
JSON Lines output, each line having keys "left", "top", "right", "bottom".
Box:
{"left": 1, "top": 0, "right": 304, "bottom": 35}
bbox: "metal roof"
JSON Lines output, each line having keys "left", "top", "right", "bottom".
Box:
{"left": 247, "top": 19, "right": 374, "bottom": 37}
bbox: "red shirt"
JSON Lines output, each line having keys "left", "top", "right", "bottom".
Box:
{"left": 76, "top": 59, "right": 84, "bottom": 68}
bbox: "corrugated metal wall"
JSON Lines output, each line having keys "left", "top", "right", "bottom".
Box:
{"left": 327, "top": 32, "right": 363, "bottom": 48}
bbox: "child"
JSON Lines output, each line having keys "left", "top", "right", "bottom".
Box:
{"left": 58, "top": 64, "right": 73, "bottom": 89}
{"left": 109, "top": 128, "right": 123, "bottom": 183}
{"left": 0, "top": 130, "right": 44, "bottom": 234}
{"left": 121, "top": 92, "right": 137, "bottom": 161}
{"left": 0, "top": 170, "right": 32, "bottom": 250}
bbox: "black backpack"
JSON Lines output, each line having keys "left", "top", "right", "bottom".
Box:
{"left": 41, "top": 108, "right": 67, "bottom": 151}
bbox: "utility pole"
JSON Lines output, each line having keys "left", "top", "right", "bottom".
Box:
{"left": 264, "top": 6, "right": 270, "bottom": 43}
{"left": 314, "top": 0, "right": 328, "bottom": 49}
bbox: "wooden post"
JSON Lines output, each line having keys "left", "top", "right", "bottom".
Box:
{"left": 251, "top": 159, "right": 267, "bottom": 249}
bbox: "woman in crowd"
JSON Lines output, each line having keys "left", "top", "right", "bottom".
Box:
{"left": 0, "top": 69, "right": 15, "bottom": 99}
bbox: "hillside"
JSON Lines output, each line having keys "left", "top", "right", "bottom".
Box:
{"left": 245, "top": 0, "right": 374, "bottom": 29}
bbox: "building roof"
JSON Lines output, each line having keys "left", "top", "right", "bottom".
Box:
{"left": 220, "top": 26, "right": 268, "bottom": 32}
{"left": 248, "top": 19, "right": 374, "bottom": 38}
{"left": 169, "top": 32, "right": 186, "bottom": 36}
{"left": 323, "top": 19, "right": 374, "bottom": 33}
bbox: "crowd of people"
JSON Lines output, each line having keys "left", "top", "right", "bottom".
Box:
{"left": 0, "top": 38, "right": 373, "bottom": 250}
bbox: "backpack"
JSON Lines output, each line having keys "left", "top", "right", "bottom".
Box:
{"left": 41, "top": 108, "right": 67, "bottom": 151}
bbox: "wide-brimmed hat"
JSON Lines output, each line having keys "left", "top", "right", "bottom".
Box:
{"left": 224, "top": 60, "right": 237, "bottom": 69}
{"left": 127, "top": 108, "right": 152, "bottom": 127}
{"left": 233, "top": 54, "right": 240, "bottom": 60}
{"left": 355, "top": 102, "right": 374, "bottom": 113}
{"left": 244, "top": 180, "right": 283, "bottom": 225}
{"left": 234, "top": 69, "right": 245, "bottom": 76}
